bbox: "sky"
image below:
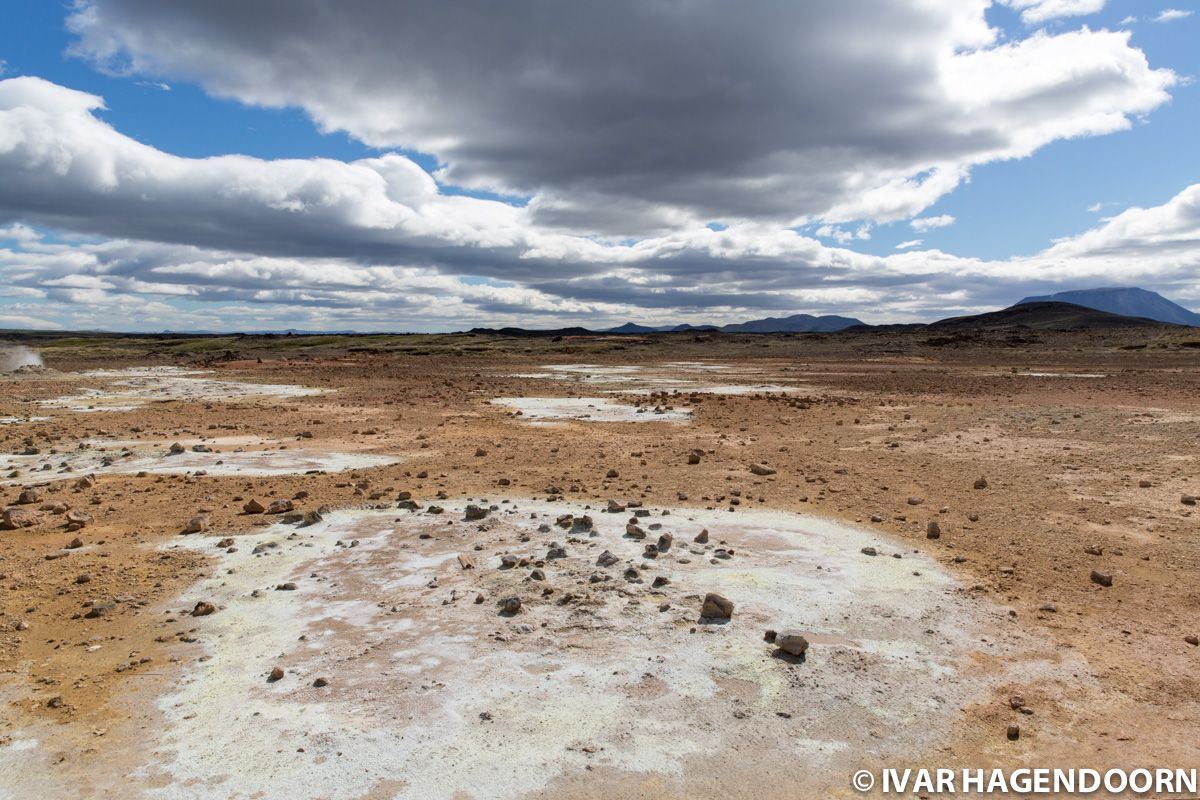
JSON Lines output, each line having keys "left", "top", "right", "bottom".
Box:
{"left": 0, "top": 0, "right": 1198, "bottom": 333}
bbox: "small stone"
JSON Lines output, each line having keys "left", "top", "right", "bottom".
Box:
{"left": 907, "top": 496, "right": 924, "bottom": 506}
{"left": 926, "top": 521, "right": 941, "bottom": 539}
{"left": 499, "top": 596, "right": 522, "bottom": 614}
{"left": 1184, "top": 635, "right": 1199, "bottom": 646}
{"left": 861, "top": 546, "right": 878, "bottom": 557}
{"left": 191, "top": 601, "right": 217, "bottom": 617}
{"left": 749, "top": 463, "right": 776, "bottom": 476}
{"left": 694, "top": 529, "right": 709, "bottom": 544}
{"left": 243, "top": 499, "right": 266, "bottom": 514}
{"left": 605, "top": 469, "right": 619, "bottom": 479}
{"left": 301, "top": 510, "right": 323, "bottom": 527}
{"left": 267, "top": 667, "right": 285, "bottom": 682}
{"left": 182, "top": 514, "right": 210, "bottom": 534}
{"left": 464, "top": 504, "right": 488, "bottom": 521}
{"left": 313, "top": 677, "right": 329, "bottom": 687}
{"left": 1009, "top": 695, "right": 1025, "bottom": 710}
{"left": 1, "top": 506, "right": 41, "bottom": 530}
{"left": 1182, "top": 495, "right": 1196, "bottom": 506}
{"left": 266, "top": 499, "right": 294, "bottom": 514}
{"left": 763, "top": 629, "right": 777, "bottom": 643}
{"left": 775, "top": 630, "right": 809, "bottom": 656}
{"left": 1089, "top": 570, "right": 1113, "bottom": 587}
{"left": 1138, "top": 479, "right": 1152, "bottom": 488}
{"left": 701, "top": 593, "right": 733, "bottom": 619}
{"left": 973, "top": 477, "right": 988, "bottom": 490}
{"left": 1006, "top": 725, "right": 1020, "bottom": 741}
{"left": 596, "top": 550, "right": 619, "bottom": 567}
{"left": 17, "top": 488, "right": 41, "bottom": 505}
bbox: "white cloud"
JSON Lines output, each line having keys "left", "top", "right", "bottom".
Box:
{"left": 1154, "top": 9, "right": 1193, "bottom": 22}
{"left": 895, "top": 239, "right": 924, "bottom": 250}
{"left": 999, "top": 0, "right": 1106, "bottom": 25}
{"left": 64, "top": 1, "right": 1174, "bottom": 232}
{"left": 911, "top": 214, "right": 956, "bottom": 231}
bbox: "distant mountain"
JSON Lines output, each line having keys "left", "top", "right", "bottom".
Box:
{"left": 467, "top": 326, "right": 595, "bottom": 338}
{"left": 606, "top": 322, "right": 666, "bottom": 334}
{"left": 929, "top": 301, "right": 1171, "bottom": 331}
{"left": 603, "top": 313, "right": 864, "bottom": 335}
{"left": 1017, "top": 288, "right": 1200, "bottom": 327}
{"left": 720, "top": 313, "right": 864, "bottom": 333}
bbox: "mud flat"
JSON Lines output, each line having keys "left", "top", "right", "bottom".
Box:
{"left": 0, "top": 501, "right": 1065, "bottom": 799}
{"left": 0, "top": 441, "right": 401, "bottom": 484}
{"left": 40, "top": 367, "right": 324, "bottom": 412}
{"left": 491, "top": 397, "right": 692, "bottom": 423}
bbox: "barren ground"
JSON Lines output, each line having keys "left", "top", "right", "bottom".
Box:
{"left": 0, "top": 327, "right": 1197, "bottom": 798}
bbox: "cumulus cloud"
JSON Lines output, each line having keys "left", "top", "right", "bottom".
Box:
{"left": 4, "top": 180, "right": 1199, "bottom": 331}
{"left": 0, "top": 2, "right": 1194, "bottom": 331}
{"left": 64, "top": 0, "right": 1174, "bottom": 232}
{"left": 911, "top": 214, "right": 957, "bottom": 231}
{"left": 998, "top": 0, "right": 1106, "bottom": 25}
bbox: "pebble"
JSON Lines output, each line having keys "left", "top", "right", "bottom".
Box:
{"left": 775, "top": 630, "right": 809, "bottom": 656}
{"left": 701, "top": 592, "right": 734, "bottom": 619}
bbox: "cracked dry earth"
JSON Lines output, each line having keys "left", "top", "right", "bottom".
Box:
{"left": 0, "top": 330, "right": 1198, "bottom": 799}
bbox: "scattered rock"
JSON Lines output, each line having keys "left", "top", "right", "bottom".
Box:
{"left": 243, "top": 499, "right": 266, "bottom": 514}
{"left": 860, "top": 546, "right": 878, "bottom": 557}
{"left": 749, "top": 463, "right": 776, "bottom": 476}
{"left": 499, "top": 596, "right": 522, "bottom": 614}
{"left": 1, "top": 506, "right": 41, "bottom": 530}
{"left": 267, "top": 667, "right": 285, "bottom": 683}
{"left": 926, "top": 521, "right": 941, "bottom": 539}
{"left": 182, "top": 514, "right": 210, "bottom": 534}
{"left": 1006, "top": 725, "right": 1020, "bottom": 741}
{"left": 694, "top": 529, "right": 709, "bottom": 544}
{"left": 1089, "top": 570, "right": 1113, "bottom": 587}
{"left": 191, "top": 601, "right": 217, "bottom": 617}
{"left": 973, "top": 477, "right": 988, "bottom": 489}
{"left": 701, "top": 592, "right": 733, "bottom": 619}
{"left": 464, "top": 504, "right": 488, "bottom": 521}
{"left": 266, "top": 499, "right": 294, "bottom": 514}
{"left": 775, "top": 630, "right": 809, "bottom": 656}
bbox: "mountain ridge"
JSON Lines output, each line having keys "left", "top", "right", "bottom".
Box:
{"left": 1017, "top": 287, "right": 1200, "bottom": 327}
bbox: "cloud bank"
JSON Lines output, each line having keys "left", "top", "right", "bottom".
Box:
{"left": 0, "top": 1, "right": 1196, "bottom": 331}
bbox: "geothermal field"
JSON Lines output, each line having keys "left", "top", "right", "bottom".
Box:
{"left": 0, "top": 329, "right": 1198, "bottom": 798}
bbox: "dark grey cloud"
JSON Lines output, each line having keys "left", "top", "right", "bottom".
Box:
{"left": 68, "top": 0, "right": 1173, "bottom": 232}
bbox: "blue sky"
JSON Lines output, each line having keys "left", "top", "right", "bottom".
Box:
{"left": 0, "top": 1, "right": 1198, "bottom": 331}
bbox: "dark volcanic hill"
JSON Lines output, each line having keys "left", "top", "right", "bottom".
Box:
{"left": 929, "top": 301, "right": 1170, "bottom": 331}
{"left": 1017, "top": 287, "right": 1200, "bottom": 327}
{"left": 604, "top": 313, "right": 864, "bottom": 334}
